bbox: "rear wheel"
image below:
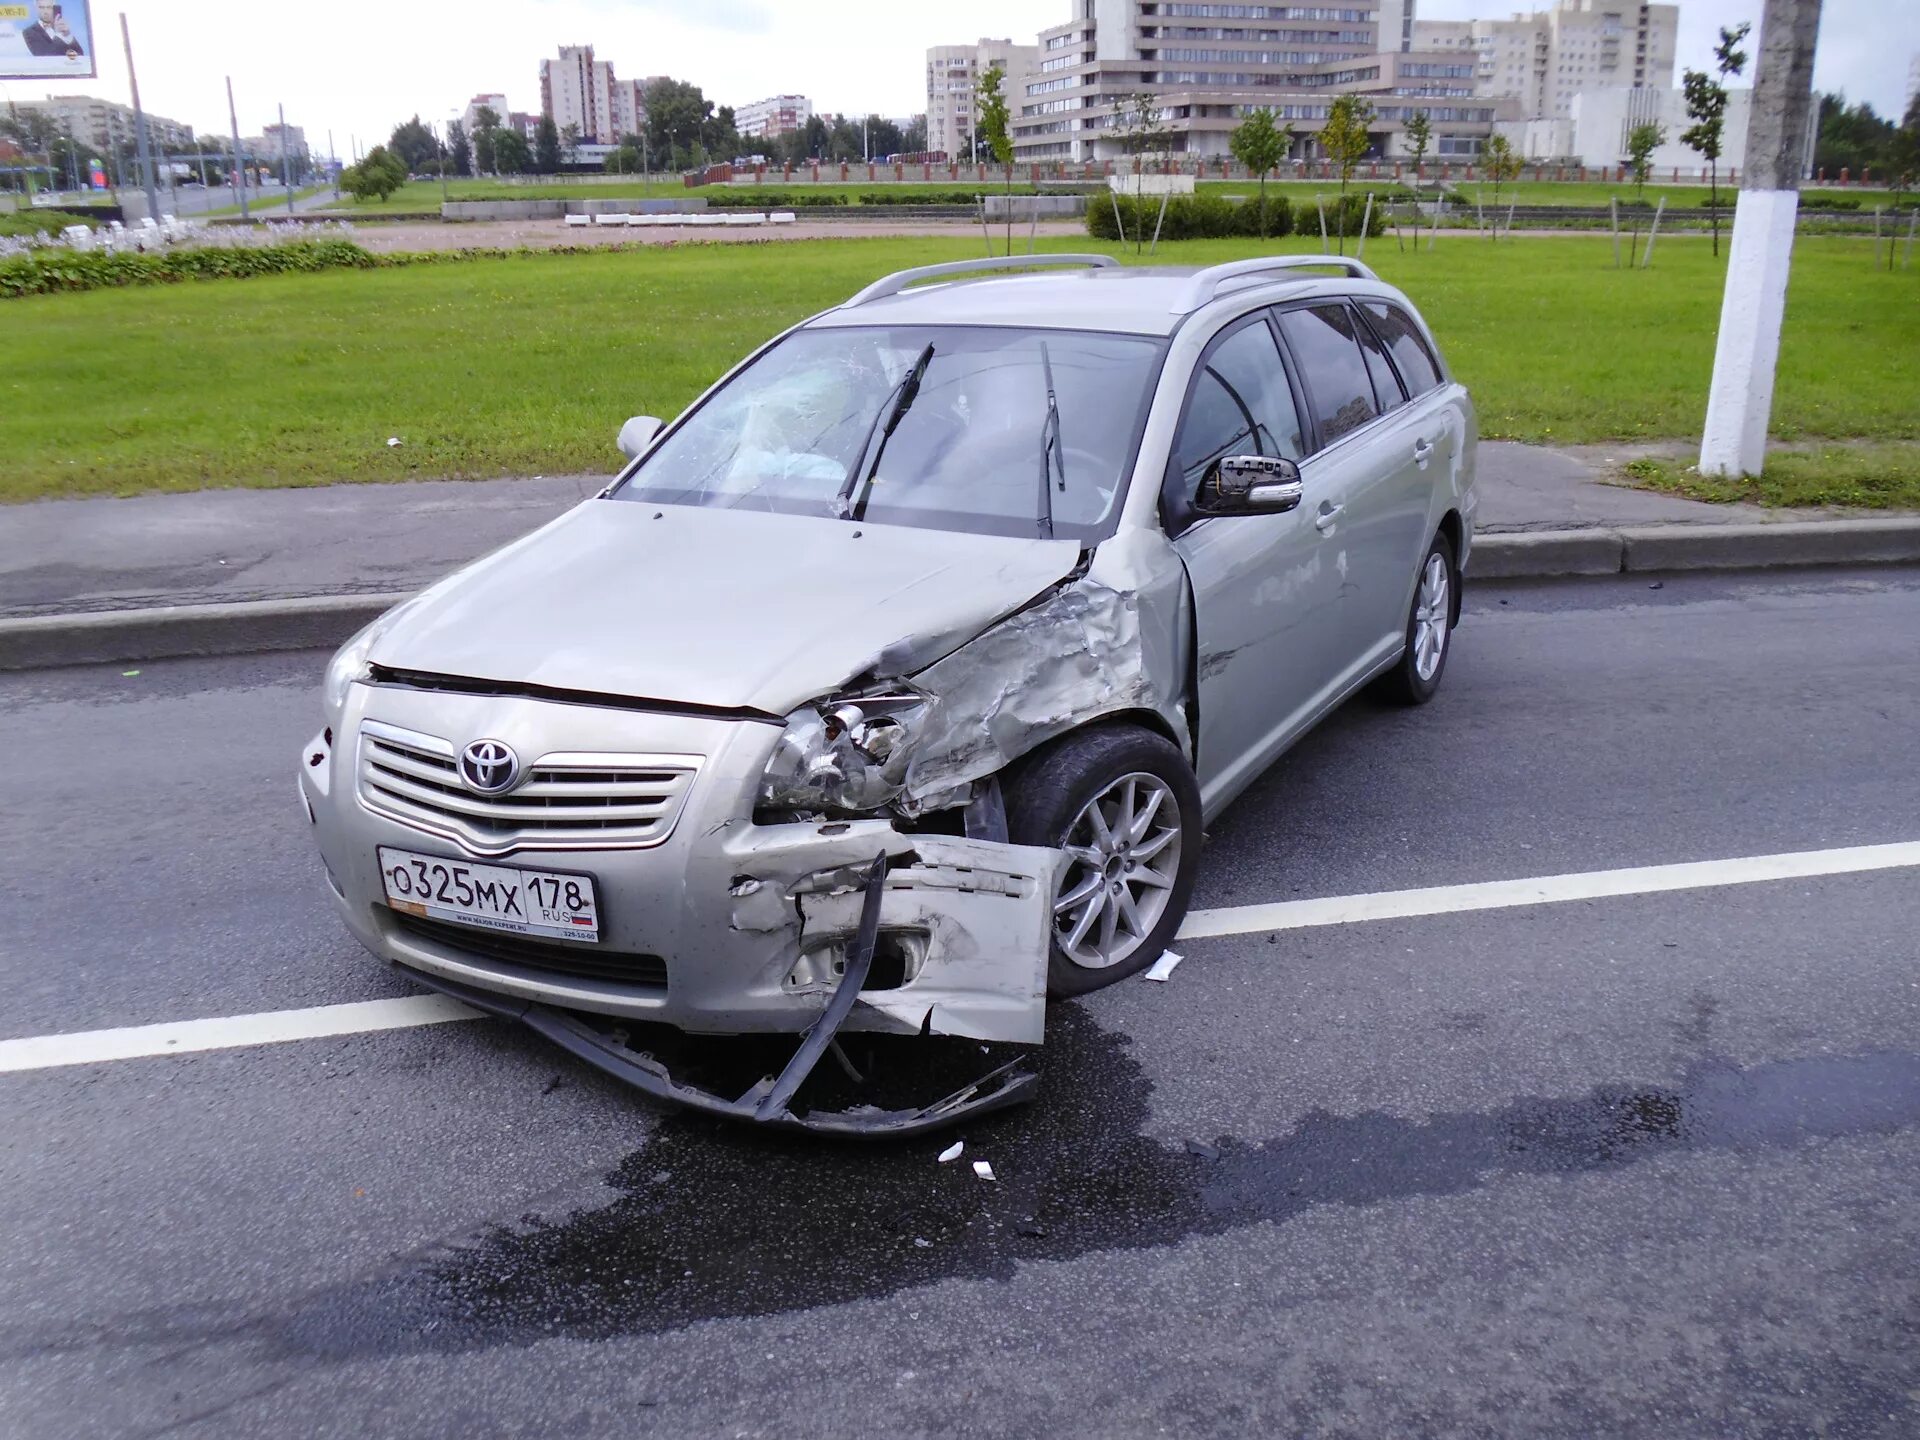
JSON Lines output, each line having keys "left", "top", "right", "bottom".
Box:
{"left": 1005, "top": 725, "right": 1203, "bottom": 996}
{"left": 1373, "top": 530, "right": 1456, "bottom": 706}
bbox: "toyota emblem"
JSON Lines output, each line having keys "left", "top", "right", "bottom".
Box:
{"left": 458, "top": 739, "right": 520, "bottom": 794}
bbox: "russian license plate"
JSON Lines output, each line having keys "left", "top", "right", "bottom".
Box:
{"left": 377, "top": 846, "right": 600, "bottom": 943}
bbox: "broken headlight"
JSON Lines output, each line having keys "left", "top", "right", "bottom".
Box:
{"left": 759, "top": 693, "right": 928, "bottom": 814}
{"left": 321, "top": 622, "right": 379, "bottom": 722}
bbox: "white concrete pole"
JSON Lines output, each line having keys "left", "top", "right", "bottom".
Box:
{"left": 1699, "top": 0, "right": 1822, "bottom": 477}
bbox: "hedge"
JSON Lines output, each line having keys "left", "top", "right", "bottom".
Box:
{"left": 1087, "top": 191, "right": 1298, "bottom": 241}
{"left": 0, "top": 239, "right": 382, "bottom": 298}
{"left": 0, "top": 208, "right": 100, "bottom": 239}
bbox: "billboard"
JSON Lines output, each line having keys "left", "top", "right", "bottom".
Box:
{"left": 0, "top": 0, "right": 95, "bottom": 81}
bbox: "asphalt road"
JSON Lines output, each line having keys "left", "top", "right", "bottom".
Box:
{"left": 3, "top": 567, "right": 1919, "bottom": 1439}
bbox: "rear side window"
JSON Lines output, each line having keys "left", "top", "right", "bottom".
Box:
{"left": 1362, "top": 302, "right": 1444, "bottom": 396}
{"left": 1354, "top": 311, "right": 1408, "bottom": 413}
{"left": 1277, "top": 304, "right": 1378, "bottom": 447}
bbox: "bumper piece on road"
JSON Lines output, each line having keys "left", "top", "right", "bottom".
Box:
{"left": 401, "top": 855, "right": 1041, "bottom": 1137}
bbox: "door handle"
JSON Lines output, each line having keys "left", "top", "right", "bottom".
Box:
{"left": 1314, "top": 503, "right": 1344, "bottom": 532}
{"left": 1413, "top": 438, "right": 1435, "bottom": 467}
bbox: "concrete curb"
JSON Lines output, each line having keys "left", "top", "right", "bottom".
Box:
{"left": 4, "top": 519, "right": 1919, "bottom": 672}
{"left": 0, "top": 593, "right": 411, "bottom": 673}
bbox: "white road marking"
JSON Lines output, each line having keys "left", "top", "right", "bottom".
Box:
{"left": 3, "top": 840, "right": 1916, "bottom": 1077}
{"left": 0, "top": 995, "right": 478, "bottom": 1075}
{"left": 1177, "top": 840, "right": 1920, "bottom": 940}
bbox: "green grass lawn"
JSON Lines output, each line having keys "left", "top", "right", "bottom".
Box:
{"left": 1621, "top": 443, "right": 1920, "bottom": 510}
{"left": 3, "top": 233, "right": 1914, "bottom": 502}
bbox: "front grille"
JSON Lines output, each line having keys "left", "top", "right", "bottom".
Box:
{"left": 392, "top": 911, "right": 669, "bottom": 989}
{"left": 357, "top": 721, "right": 700, "bottom": 854}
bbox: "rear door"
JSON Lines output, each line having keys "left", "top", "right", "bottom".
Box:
{"left": 1273, "top": 301, "right": 1431, "bottom": 673}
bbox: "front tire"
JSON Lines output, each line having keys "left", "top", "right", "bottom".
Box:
{"left": 1005, "top": 725, "right": 1203, "bottom": 997}
{"left": 1373, "top": 530, "right": 1457, "bottom": 706}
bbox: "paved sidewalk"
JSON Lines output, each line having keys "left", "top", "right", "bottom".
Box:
{"left": 0, "top": 442, "right": 1876, "bottom": 620}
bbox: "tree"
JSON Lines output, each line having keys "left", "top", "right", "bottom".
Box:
{"left": 606, "top": 142, "right": 643, "bottom": 174}
{"left": 1118, "top": 91, "right": 1171, "bottom": 170}
{"left": 472, "top": 104, "right": 500, "bottom": 176}
{"left": 387, "top": 115, "right": 440, "bottom": 174}
{"left": 901, "top": 114, "right": 928, "bottom": 155}
{"left": 1626, "top": 121, "right": 1665, "bottom": 200}
{"left": 447, "top": 120, "right": 471, "bottom": 178}
{"left": 645, "top": 77, "right": 714, "bottom": 169}
{"left": 493, "top": 127, "right": 532, "bottom": 175}
{"left": 1403, "top": 109, "right": 1432, "bottom": 194}
{"left": 535, "top": 114, "right": 561, "bottom": 173}
{"left": 340, "top": 144, "right": 406, "bottom": 202}
{"left": 1482, "top": 131, "right": 1522, "bottom": 217}
{"left": 1317, "top": 93, "right": 1375, "bottom": 253}
{"left": 1814, "top": 93, "right": 1897, "bottom": 177}
{"left": 559, "top": 121, "right": 580, "bottom": 167}
{"left": 1229, "top": 108, "right": 1288, "bottom": 238}
{"left": 1681, "top": 22, "right": 1749, "bottom": 257}
{"left": 975, "top": 63, "right": 1016, "bottom": 254}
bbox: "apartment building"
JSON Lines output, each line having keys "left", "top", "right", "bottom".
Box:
{"left": 540, "top": 45, "right": 617, "bottom": 143}
{"left": 926, "top": 38, "right": 1038, "bottom": 161}
{"left": 1412, "top": 0, "right": 1677, "bottom": 121}
{"left": 15, "top": 94, "right": 194, "bottom": 154}
{"left": 609, "top": 79, "right": 646, "bottom": 142}
{"left": 244, "top": 122, "right": 309, "bottom": 168}
{"left": 736, "top": 94, "right": 814, "bottom": 139}
{"left": 1001, "top": 1, "right": 1503, "bottom": 165}
{"left": 462, "top": 94, "right": 510, "bottom": 135}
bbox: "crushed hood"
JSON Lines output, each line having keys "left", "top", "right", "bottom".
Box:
{"left": 369, "top": 499, "right": 1083, "bottom": 713}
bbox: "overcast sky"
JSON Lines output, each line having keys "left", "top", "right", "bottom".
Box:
{"left": 2, "top": 0, "right": 1911, "bottom": 157}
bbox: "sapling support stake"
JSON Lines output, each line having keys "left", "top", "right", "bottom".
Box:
{"left": 978, "top": 195, "right": 994, "bottom": 257}
{"left": 1148, "top": 185, "right": 1171, "bottom": 255}
{"left": 1641, "top": 197, "right": 1666, "bottom": 269}
{"left": 1356, "top": 192, "right": 1374, "bottom": 260}
{"left": 1108, "top": 187, "right": 1128, "bottom": 250}
{"left": 1610, "top": 197, "right": 1621, "bottom": 268}
{"left": 1316, "top": 196, "right": 1328, "bottom": 252}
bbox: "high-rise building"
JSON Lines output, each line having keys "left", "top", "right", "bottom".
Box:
{"left": 736, "top": 94, "right": 814, "bottom": 139}
{"left": 926, "top": 38, "right": 1038, "bottom": 162}
{"left": 462, "top": 94, "right": 510, "bottom": 136}
{"left": 16, "top": 94, "right": 194, "bottom": 154}
{"left": 1907, "top": 52, "right": 1919, "bottom": 116}
{"left": 996, "top": 2, "right": 1502, "bottom": 164}
{"left": 609, "top": 79, "right": 646, "bottom": 143}
{"left": 540, "top": 45, "right": 617, "bottom": 143}
{"left": 1413, "top": 0, "right": 1678, "bottom": 121}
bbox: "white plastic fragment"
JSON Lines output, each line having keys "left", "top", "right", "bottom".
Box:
{"left": 385, "top": 437, "right": 403, "bottom": 447}
{"left": 937, "top": 1140, "right": 964, "bottom": 1163}
{"left": 1143, "top": 950, "right": 1184, "bottom": 982}
{"left": 913, "top": 1237, "right": 932, "bottom": 1248}
{"left": 972, "top": 1160, "right": 996, "bottom": 1182}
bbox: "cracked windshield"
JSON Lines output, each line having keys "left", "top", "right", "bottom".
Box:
{"left": 614, "top": 326, "right": 1165, "bottom": 540}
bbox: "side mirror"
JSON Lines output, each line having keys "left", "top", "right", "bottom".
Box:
{"left": 616, "top": 415, "right": 663, "bottom": 460}
{"left": 1196, "top": 455, "right": 1304, "bottom": 516}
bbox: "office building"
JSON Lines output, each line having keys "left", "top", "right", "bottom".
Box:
{"left": 996, "top": 2, "right": 1501, "bottom": 164}
{"left": 926, "top": 38, "right": 1038, "bottom": 161}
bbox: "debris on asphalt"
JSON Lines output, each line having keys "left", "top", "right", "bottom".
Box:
{"left": 913, "top": 1237, "right": 932, "bottom": 1248}
{"left": 1649, "top": 580, "right": 1665, "bottom": 589}
{"left": 1017, "top": 1220, "right": 1048, "bottom": 1237}
{"left": 120, "top": 670, "right": 140, "bottom": 677}
{"left": 938, "top": 1140, "right": 965, "bottom": 1163}
{"left": 973, "top": 1160, "right": 997, "bottom": 1182}
{"left": 1144, "top": 950, "right": 1184, "bottom": 982}
{"left": 1185, "top": 1138, "right": 1222, "bottom": 1161}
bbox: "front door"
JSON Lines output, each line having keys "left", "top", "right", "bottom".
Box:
{"left": 1167, "top": 313, "right": 1348, "bottom": 815}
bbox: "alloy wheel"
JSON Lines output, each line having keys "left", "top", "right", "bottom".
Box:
{"left": 1413, "top": 551, "right": 1450, "bottom": 682}
{"left": 1053, "top": 771, "right": 1183, "bottom": 970}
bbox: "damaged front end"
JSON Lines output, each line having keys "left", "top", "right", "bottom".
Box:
{"left": 408, "top": 847, "right": 1061, "bottom": 1136}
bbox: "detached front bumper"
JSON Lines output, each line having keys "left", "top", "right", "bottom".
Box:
{"left": 298, "top": 681, "right": 1064, "bottom": 1119}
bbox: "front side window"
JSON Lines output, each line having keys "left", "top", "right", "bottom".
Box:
{"left": 1171, "top": 318, "right": 1305, "bottom": 493}
{"left": 1278, "top": 303, "right": 1380, "bottom": 447}
{"left": 614, "top": 325, "right": 1164, "bottom": 541}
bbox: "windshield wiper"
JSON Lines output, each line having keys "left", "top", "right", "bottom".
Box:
{"left": 834, "top": 342, "right": 935, "bottom": 520}
{"left": 1036, "top": 340, "right": 1067, "bottom": 540}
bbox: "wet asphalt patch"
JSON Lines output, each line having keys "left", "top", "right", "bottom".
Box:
{"left": 270, "top": 1008, "right": 1920, "bottom": 1359}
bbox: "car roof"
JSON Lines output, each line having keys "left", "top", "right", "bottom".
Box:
{"left": 803, "top": 261, "right": 1413, "bottom": 339}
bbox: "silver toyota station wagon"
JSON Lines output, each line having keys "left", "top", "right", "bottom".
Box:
{"left": 299, "top": 253, "right": 1477, "bottom": 1133}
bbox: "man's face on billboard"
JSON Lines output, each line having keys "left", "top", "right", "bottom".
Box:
{"left": 36, "top": 1, "right": 61, "bottom": 27}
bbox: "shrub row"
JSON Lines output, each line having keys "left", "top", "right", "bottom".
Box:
{"left": 0, "top": 238, "right": 382, "bottom": 298}
{"left": 1087, "top": 191, "right": 1388, "bottom": 242}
